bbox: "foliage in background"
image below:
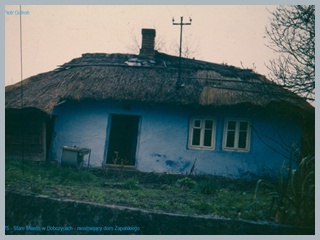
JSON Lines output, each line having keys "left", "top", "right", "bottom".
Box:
{"left": 266, "top": 5, "right": 315, "bottom": 101}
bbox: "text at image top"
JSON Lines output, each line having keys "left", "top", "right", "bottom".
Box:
{"left": 5, "top": 9, "right": 30, "bottom": 15}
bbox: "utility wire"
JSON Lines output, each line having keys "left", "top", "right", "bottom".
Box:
{"left": 20, "top": 5, "right": 25, "bottom": 174}
{"left": 183, "top": 6, "right": 192, "bottom": 18}
{"left": 165, "top": 6, "right": 174, "bottom": 19}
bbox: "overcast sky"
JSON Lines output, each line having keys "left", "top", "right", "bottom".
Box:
{"left": 5, "top": 5, "right": 279, "bottom": 86}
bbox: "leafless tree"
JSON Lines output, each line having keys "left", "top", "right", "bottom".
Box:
{"left": 127, "top": 30, "right": 168, "bottom": 54}
{"left": 171, "top": 34, "right": 199, "bottom": 59}
{"left": 127, "top": 29, "right": 198, "bottom": 59}
{"left": 265, "top": 5, "right": 315, "bottom": 101}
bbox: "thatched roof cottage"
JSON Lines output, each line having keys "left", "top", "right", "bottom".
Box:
{"left": 5, "top": 29, "right": 314, "bottom": 177}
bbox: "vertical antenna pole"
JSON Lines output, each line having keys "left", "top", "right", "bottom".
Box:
{"left": 172, "top": 16, "right": 192, "bottom": 88}
{"left": 179, "top": 16, "right": 183, "bottom": 59}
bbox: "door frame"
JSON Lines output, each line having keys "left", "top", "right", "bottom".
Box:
{"left": 103, "top": 114, "right": 141, "bottom": 168}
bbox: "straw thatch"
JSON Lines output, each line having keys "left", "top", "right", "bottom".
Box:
{"left": 5, "top": 51, "right": 312, "bottom": 114}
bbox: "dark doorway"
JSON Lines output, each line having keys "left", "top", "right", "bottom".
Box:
{"left": 106, "top": 115, "right": 140, "bottom": 166}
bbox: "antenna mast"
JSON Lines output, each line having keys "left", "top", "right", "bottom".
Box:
{"left": 172, "top": 16, "right": 192, "bottom": 88}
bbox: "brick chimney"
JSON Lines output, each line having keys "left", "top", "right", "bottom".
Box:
{"left": 139, "top": 29, "right": 156, "bottom": 58}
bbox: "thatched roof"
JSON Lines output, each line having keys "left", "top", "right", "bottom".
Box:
{"left": 5, "top": 51, "right": 313, "bottom": 115}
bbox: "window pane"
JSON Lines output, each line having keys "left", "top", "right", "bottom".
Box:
{"left": 205, "top": 120, "right": 213, "bottom": 129}
{"left": 240, "top": 122, "right": 248, "bottom": 131}
{"left": 238, "top": 131, "right": 247, "bottom": 149}
{"left": 228, "top": 121, "right": 236, "bottom": 130}
{"left": 226, "top": 131, "right": 235, "bottom": 147}
{"left": 192, "top": 129, "right": 201, "bottom": 146}
{"left": 194, "top": 120, "right": 201, "bottom": 128}
{"left": 204, "top": 129, "right": 212, "bottom": 146}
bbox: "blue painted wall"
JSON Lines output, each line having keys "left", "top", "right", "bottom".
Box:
{"left": 51, "top": 101, "right": 302, "bottom": 177}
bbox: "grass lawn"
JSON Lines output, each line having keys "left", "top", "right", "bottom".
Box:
{"left": 4, "top": 159, "right": 288, "bottom": 223}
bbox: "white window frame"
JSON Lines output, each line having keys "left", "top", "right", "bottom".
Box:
{"left": 222, "top": 118, "right": 251, "bottom": 152}
{"left": 188, "top": 117, "right": 216, "bottom": 150}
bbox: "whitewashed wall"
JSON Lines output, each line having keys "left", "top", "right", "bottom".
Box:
{"left": 51, "top": 101, "right": 302, "bottom": 178}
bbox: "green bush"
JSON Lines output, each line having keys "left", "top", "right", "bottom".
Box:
{"left": 196, "top": 180, "right": 218, "bottom": 195}
{"left": 123, "top": 178, "right": 140, "bottom": 190}
{"left": 177, "top": 177, "right": 196, "bottom": 189}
